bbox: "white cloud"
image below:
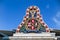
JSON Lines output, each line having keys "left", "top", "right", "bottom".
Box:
{"left": 53, "top": 11, "right": 60, "bottom": 29}
{"left": 53, "top": 17, "right": 60, "bottom": 25}
{"left": 56, "top": 12, "right": 60, "bottom": 18}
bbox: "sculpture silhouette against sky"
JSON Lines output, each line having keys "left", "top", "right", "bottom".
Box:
{"left": 16, "top": 6, "right": 50, "bottom": 33}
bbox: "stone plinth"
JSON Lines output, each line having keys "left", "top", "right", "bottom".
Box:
{"left": 13, "top": 32, "right": 55, "bottom": 37}
{"left": 9, "top": 32, "right": 57, "bottom": 40}
{"left": 9, "top": 36, "right": 57, "bottom": 40}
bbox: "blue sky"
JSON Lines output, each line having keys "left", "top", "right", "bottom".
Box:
{"left": 0, "top": 0, "right": 60, "bottom": 30}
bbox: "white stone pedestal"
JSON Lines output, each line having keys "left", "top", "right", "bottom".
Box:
{"left": 13, "top": 32, "right": 55, "bottom": 37}
{"left": 9, "top": 32, "right": 57, "bottom": 40}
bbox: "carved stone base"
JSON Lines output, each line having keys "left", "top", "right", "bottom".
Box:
{"left": 13, "top": 32, "right": 55, "bottom": 37}
{"left": 9, "top": 32, "right": 57, "bottom": 40}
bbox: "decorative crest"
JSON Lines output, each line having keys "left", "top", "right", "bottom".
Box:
{"left": 16, "top": 6, "right": 50, "bottom": 33}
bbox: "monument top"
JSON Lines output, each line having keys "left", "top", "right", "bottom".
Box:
{"left": 16, "top": 6, "right": 50, "bottom": 33}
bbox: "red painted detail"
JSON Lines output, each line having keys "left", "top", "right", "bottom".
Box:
{"left": 40, "top": 15, "right": 41, "bottom": 17}
{"left": 32, "top": 6, "right": 34, "bottom": 9}
{"left": 26, "top": 14, "right": 29, "bottom": 16}
{"left": 18, "top": 26, "right": 20, "bottom": 29}
{"left": 46, "top": 30, "right": 49, "bottom": 32}
{"left": 31, "top": 26, "right": 34, "bottom": 30}
{"left": 37, "top": 14, "right": 40, "bottom": 16}
{"left": 23, "top": 20, "right": 25, "bottom": 22}
{"left": 37, "top": 10, "right": 39, "bottom": 12}
{"left": 16, "top": 30, "right": 18, "bottom": 32}
{"left": 45, "top": 25, "right": 48, "bottom": 28}
{"left": 28, "top": 22, "right": 31, "bottom": 26}
{"left": 28, "top": 24, "right": 31, "bottom": 27}
{"left": 28, "top": 22, "right": 31, "bottom": 25}
{"left": 32, "top": 19, "right": 34, "bottom": 23}
{"left": 24, "top": 16, "right": 26, "bottom": 18}
{"left": 40, "top": 19, "right": 42, "bottom": 21}
{"left": 42, "top": 23, "right": 45, "bottom": 25}
{"left": 21, "top": 23, "right": 23, "bottom": 25}
{"left": 26, "top": 11, "right": 29, "bottom": 13}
